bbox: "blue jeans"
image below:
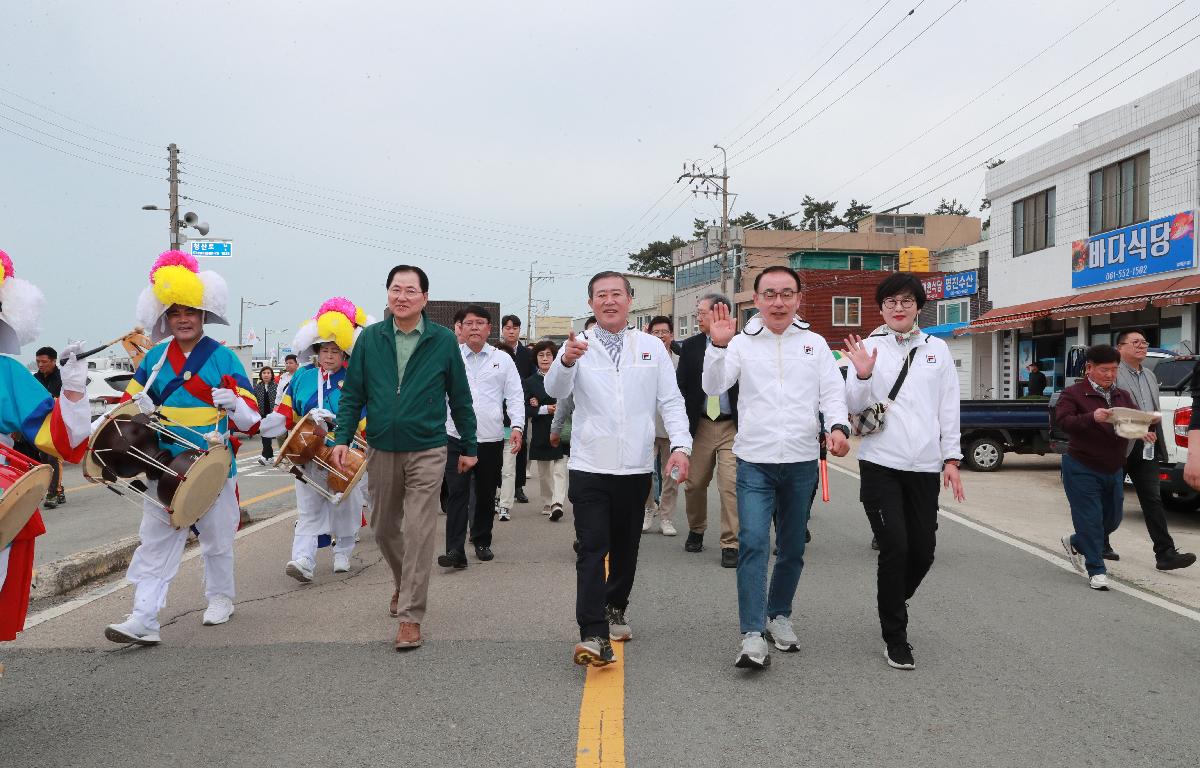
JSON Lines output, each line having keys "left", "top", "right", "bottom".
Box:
{"left": 1061, "top": 454, "right": 1124, "bottom": 576}
{"left": 735, "top": 459, "right": 818, "bottom": 634}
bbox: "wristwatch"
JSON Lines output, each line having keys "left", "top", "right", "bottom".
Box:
{"left": 830, "top": 424, "right": 850, "bottom": 439}
{"left": 671, "top": 446, "right": 692, "bottom": 457}
{"left": 943, "top": 459, "right": 960, "bottom": 468}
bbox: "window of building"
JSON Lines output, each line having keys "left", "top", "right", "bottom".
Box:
{"left": 1012, "top": 187, "right": 1055, "bottom": 256}
{"left": 875, "top": 215, "right": 925, "bottom": 235}
{"left": 848, "top": 255, "right": 864, "bottom": 270}
{"left": 937, "top": 299, "right": 971, "bottom": 325}
{"left": 1088, "top": 151, "right": 1149, "bottom": 235}
{"left": 677, "top": 315, "right": 686, "bottom": 336}
{"left": 880, "top": 254, "right": 898, "bottom": 271}
{"left": 832, "top": 297, "right": 861, "bottom": 327}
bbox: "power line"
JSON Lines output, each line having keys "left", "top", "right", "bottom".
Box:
{"left": 0, "top": 123, "right": 162, "bottom": 181}
{"left": 731, "top": 0, "right": 966, "bottom": 168}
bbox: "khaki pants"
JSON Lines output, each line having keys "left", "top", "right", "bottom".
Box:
{"left": 645, "top": 437, "right": 678, "bottom": 522}
{"left": 367, "top": 445, "right": 447, "bottom": 624}
{"left": 685, "top": 418, "right": 738, "bottom": 548}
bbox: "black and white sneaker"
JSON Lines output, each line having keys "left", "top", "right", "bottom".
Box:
{"left": 885, "top": 642, "right": 915, "bottom": 670}
{"left": 1060, "top": 534, "right": 1085, "bottom": 574}
{"left": 735, "top": 632, "right": 770, "bottom": 669}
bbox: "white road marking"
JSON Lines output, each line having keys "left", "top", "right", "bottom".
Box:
{"left": 23, "top": 508, "right": 299, "bottom": 630}
{"left": 826, "top": 462, "right": 1200, "bottom": 625}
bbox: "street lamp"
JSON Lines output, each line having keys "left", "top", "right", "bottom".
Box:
{"left": 239, "top": 298, "right": 277, "bottom": 346}
{"left": 263, "top": 327, "right": 287, "bottom": 360}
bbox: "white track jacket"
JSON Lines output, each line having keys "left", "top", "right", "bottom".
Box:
{"left": 702, "top": 316, "right": 849, "bottom": 464}
{"left": 844, "top": 330, "right": 962, "bottom": 473}
{"left": 544, "top": 327, "right": 690, "bottom": 475}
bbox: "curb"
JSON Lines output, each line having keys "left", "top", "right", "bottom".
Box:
{"left": 30, "top": 510, "right": 260, "bottom": 600}
{"left": 31, "top": 536, "right": 141, "bottom": 601}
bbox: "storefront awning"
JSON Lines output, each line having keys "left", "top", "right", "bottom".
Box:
{"left": 922, "top": 321, "right": 969, "bottom": 337}
{"left": 960, "top": 273, "right": 1200, "bottom": 335}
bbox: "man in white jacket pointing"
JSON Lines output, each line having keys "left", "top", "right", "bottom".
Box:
{"left": 545, "top": 271, "right": 692, "bottom": 667}
{"left": 704, "top": 265, "right": 850, "bottom": 671}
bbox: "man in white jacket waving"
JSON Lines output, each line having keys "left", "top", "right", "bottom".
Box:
{"left": 703, "top": 265, "right": 850, "bottom": 671}
{"left": 545, "top": 271, "right": 692, "bottom": 668}
{"left": 844, "top": 271, "right": 964, "bottom": 671}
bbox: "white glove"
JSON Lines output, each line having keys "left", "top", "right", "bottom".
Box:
{"left": 204, "top": 430, "right": 227, "bottom": 446}
{"left": 59, "top": 341, "right": 88, "bottom": 394}
{"left": 259, "top": 411, "right": 287, "bottom": 438}
{"left": 309, "top": 408, "right": 335, "bottom": 428}
{"left": 132, "top": 391, "right": 157, "bottom": 415}
{"left": 211, "top": 387, "right": 239, "bottom": 410}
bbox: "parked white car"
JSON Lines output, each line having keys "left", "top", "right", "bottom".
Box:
{"left": 1146, "top": 353, "right": 1200, "bottom": 510}
{"left": 86, "top": 368, "right": 135, "bottom": 418}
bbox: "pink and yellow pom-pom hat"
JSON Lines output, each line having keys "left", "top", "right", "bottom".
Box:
{"left": 135, "top": 250, "right": 231, "bottom": 342}
{"left": 0, "top": 249, "right": 47, "bottom": 355}
{"left": 291, "top": 297, "right": 374, "bottom": 360}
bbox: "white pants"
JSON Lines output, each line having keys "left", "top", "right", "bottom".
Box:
{"left": 126, "top": 478, "right": 239, "bottom": 632}
{"left": 290, "top": 464, "right": 366, "bottom": 564}
{"left": 0, "top": 544, "right": 9, "bottom": 592}
{"left": 534, "top": 458, "right": 568, "bottom": 509}
{"left": 498, "top": 434, "right": 518, "bottom": 510}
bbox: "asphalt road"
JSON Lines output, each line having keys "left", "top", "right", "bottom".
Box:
{"left": 4, "top": 464, "right": 1199, "bottom": 767}
{"left": 34, "top": 444, "right": 297, "bottom": 565}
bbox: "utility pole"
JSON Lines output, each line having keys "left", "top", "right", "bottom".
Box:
{"left": 678, "top": 146, "right": 732, "bottom": 295}
{"left": 525, "top": 261, "right": 554, "bottom": 340}
{"left": 168, "top": 143, "right": 181, "bottom": 252}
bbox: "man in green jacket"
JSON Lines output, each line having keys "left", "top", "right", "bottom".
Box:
{"left": 332, "top": 264, "right": 477, "bottom": 651}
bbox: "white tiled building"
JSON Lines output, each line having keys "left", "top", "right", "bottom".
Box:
{"left": 967, "top": 69, "right": 1200, "bottom": 398}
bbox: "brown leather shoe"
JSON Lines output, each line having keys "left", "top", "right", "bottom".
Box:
{"left": 395, "top": 622, "right": 421, "bottom": 650}
{"left": 389, "top": 589, "right": 399, "bottom": 618}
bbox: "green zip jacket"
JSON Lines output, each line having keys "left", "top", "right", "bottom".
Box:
{"left": 334, "top": 314, "right": 477, "bottom": 456}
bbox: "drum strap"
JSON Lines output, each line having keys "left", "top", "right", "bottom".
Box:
{"left": 152, "top": 337, "right": 221, "bottom": 406}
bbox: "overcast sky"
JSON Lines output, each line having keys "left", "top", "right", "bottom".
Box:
{"left": 3, "top": 0, "right": 1198, "bottom": 357}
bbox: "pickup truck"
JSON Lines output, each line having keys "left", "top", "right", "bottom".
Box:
{"left": 959, "top": 399, "right": 1052, "bottom": 472}
{"left": 1147, "top": 354, "right": 1200, "bottom": 510}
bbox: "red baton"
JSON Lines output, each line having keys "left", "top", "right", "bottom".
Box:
{"left": 820, "top": 457, "right": 830, "bottom": 503}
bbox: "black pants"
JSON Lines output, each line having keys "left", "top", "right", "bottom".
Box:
{"left": 37, "top": 450, "right": 63, "bottom": 495}
{"left": 569, "top": 470, "right": 652, "bottom": 639}
{"left": 260, "top": 435, "right": 275, "bottom": 460}
{"left": 445, "top": 439, "right": 504, "bottom": 552}
{"left": 516, "top": 438, "right": 528, "bottom": 489}
{"left": 860, "top": 460, "right": 940, "bottom": 645}
{"left": 1123, "top": 451, "right": 1177, "bottom": 559}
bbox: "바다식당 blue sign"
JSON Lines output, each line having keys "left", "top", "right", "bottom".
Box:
{"left": 1071, "top": 211, "right": 1194, "bottom": 289}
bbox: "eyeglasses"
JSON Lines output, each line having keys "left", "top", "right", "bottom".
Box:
{"left": 758, "top": 289, "right": 797, "bottom": 301}
{"left": 388, "top": 287, "right": 424, "bottom": 298}
{"left": 1119, "top": 339, "right": 1149, "bottom": 347}
{"left": 650, "top": 329, "right": 671, "bottom": 337}
{"left": 882, "top": 297, "right": 917, "bottom": 309}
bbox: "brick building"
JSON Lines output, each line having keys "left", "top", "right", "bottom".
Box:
{"left": 423, "top": 300, "right": 502, "bottom": 344}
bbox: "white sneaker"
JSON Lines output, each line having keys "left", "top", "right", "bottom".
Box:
{"left": 735, "top": 632, "right": 770, "bottom": 669}
{"left": 201, "top": 596, "right": 234, "bottom": 626}
{"left": 256, "top": 455, "right": 270, "bottom": 466}
{"left": 1089, "top": 573, "right": 1110, "bottom": 590}
{"left": 286, "top": 558, "right": 314, "bottom": 583}
{"left": 104, "top": 615, "right": 161, "bottom": 645}
{"left": 765, "top": 615, "right": 800, "bottom": 652}
{"left": 1060, "top": 535, "right": 1085, "bottom": 574}
{"left": 498, "top": 508, "right": 511, "bottom": 521}
{"left": 660, "top": 519, "right": 677, "bottom": 537}
{"left": 333, "top": 553, "right": 351, "bottom": 573}
{"left": 642, "top": 509, "right": 655, "bottom": 533}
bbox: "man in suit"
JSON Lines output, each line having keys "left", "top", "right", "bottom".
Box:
{"left": 32, "top": 346, "right": 66, "bottom": 508}
{"left": 676, "top": 293, "right": 740, "bottom": 568}
{"left": 1113, "top": 329, "right": 1195, "bottom": 570}
{"left": 502, "top": 314, "right": 532, "bottom": 505}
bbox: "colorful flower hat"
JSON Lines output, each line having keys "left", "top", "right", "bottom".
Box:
{"left": 135, "top": 251, "right": 230, "bottom": 342}
{"left": 0, "top": 249, "right": 47, "bottom": 355}
{"left": 291, "top": 297, "right": 374, "bottom": 358}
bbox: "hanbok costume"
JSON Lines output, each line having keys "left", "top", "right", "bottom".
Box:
{"left": 0, "top": 250, "right": 91, "bottom": 641}
{"left": 262, "top": 298, "right": 371, "bottom": 582}
{"left": 104, "top": 251, "right": 261, "bottom": 645}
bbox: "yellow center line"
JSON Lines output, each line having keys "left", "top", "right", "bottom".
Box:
{"left": 241, "top": 485, "right": 294, "bottom": 506}
{"left": 576, "top": 554, "right": 625, "bottom": 767}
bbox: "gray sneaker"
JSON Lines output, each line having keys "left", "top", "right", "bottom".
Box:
{"left": 735, "top": 632, "right": 770, "bottom": 669}
{"left": 1060, "top": 534, "right": 1084, "bottom": 574}
{"left": 764, "top": 615, "right": 799, "bottom": 652}
{"left": 606, "top": 605, "right": 632, "bottom": 641}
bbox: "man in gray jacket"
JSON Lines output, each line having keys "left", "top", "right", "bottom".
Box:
{"left": 1115, "top": 329, "right": 1195, "bottom": 571}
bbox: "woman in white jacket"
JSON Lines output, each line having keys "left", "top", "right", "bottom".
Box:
{"left": 844, "top": 272, "right": 964, "bottom": 672}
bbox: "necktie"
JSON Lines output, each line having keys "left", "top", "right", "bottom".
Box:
{"left": 706, "top": 395, "right": 721, "bottom": 420}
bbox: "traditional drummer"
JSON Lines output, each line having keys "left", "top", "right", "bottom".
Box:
{"left": 103, "top": 251, "right": 262, "bottom": 645}
{"left": 0, "top": 249, "right": 91, "bottom": 654}
{"left": 260, "top": 298, "right": 372, "bottom": 583}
